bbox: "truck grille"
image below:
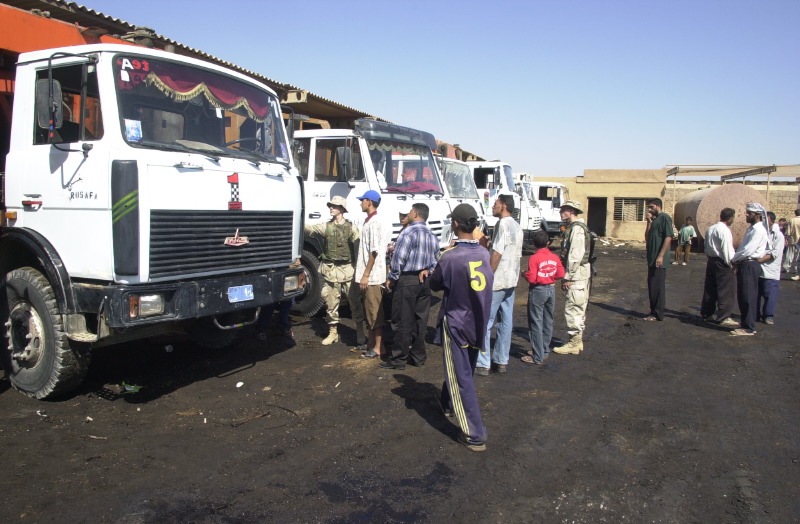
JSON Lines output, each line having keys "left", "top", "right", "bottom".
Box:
{"left": 149, "top": 210, "right": 294, "bottom": 279}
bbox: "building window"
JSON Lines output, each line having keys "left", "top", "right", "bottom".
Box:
{"left": 613, "top": 198, "right": 647, "bottom": 221}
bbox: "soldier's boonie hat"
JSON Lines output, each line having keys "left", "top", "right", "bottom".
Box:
{"left": 448, "top": 203, "right": 478, "bottom": 224}
{"left": 560, "top": 200, "right": 584, "bottom": 214}
{"left": 327, "top": 195, "right": 348, "bottom": 213}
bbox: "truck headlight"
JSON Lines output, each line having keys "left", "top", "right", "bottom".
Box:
{"left": 283, "top": 275, "right": 300, "bottom": 294}
{"left": 129, "top": 294, "right": 165, "bottom": 319}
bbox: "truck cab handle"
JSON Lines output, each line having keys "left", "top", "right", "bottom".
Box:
{"left": 308, "top": 212, "right": 322, "bottom": 219}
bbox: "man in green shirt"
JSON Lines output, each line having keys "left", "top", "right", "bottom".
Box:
{"left": 644, "top": 198, "right": 673, "bottom": 321}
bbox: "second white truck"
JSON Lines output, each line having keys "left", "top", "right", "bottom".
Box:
{"left": 291, "top": 119, "right": 452, "bottom": 316}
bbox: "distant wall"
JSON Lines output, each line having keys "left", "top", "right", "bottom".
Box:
{"left": 534, "top": 169, "right": 799, "bottom": 241}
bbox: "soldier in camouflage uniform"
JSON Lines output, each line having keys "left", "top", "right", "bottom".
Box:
{"left": 304, "top": 196, "right": 364, "bottom": 345}
{"left": 554, "top": 200, "right": 592, "bottom": 355}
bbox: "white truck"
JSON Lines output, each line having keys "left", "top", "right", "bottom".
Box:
{"left": 0, "top": 43, "right": 304, "bottom": 399}
{"left": 291, "top": 120, "right": 452, "bottom": 316}
{"left": 468, "top": 160, "right": 541, "bottom": 239}
{"left": 515, "top": 174, "right": 569, "bottom": 237}
{"left": 438, "top": 157, "right": 484, "bottom": 232}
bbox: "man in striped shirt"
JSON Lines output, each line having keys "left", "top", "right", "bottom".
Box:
{"left": 382, "top": 203, "right": 440, "bottom": 369}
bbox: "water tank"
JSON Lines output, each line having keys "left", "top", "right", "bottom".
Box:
{"left": 673, "top": 184, "right": 764, "bottom": 248}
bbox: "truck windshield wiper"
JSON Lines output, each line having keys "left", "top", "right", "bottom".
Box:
{"left": 223, "top": 149, "right": 272, "bottom": 168}
{"left": 137, "top": 139, "right": 221, "bottom": 162}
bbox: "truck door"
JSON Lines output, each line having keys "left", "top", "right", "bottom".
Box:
{"left": 12, "top": 62, "right": 111, "bottom": 279}
{"left": 299, "top": 137, "right": 367, "bottom": 228}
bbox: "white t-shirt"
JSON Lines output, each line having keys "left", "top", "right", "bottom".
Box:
{"left": 355, "top": 214, "right": 387, "bottom": 285}
{"left": 491, "top": 216, "right": 523, "bottom": 290}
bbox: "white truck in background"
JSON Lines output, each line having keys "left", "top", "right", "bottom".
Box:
{"left": 515, "top": 174, "right": 569, "bottom": 237}
{"left": 438, "top": 157, "right": 484, "bottom": 232}
{"left": 468, "top": 160, "right": 541, "bottom": 239}
{"left": 291, "top": 119, "right": 452, "bottom": 316}
{"left": 0, "top": 42, "right": 304, "bottom": 399}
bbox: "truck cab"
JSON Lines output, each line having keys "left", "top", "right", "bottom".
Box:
{"left": 292, "top": 119, "right": 452, "bottom": 316}
{"left": 1, "top": 44, "right": 303, "bottom": 398}
{"left": 438, "top": 156, "right": 484, "bottom": 232}
{"left": 469, "top": 160, "right": 541, "bottom": 237}
{"left": 531, "top": 181, "right": 568, "bottom": 236}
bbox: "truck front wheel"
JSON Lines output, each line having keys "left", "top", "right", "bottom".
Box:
{"left": 3, "top": 267, "right": 90, "bottom": 399}
{"left": 291, "top": 249, "right": 324, "bottom": 317}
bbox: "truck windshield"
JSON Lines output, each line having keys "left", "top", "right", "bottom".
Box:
{"left": 367, "top": 140, "right": 443, "bottom": 194}
{"left": 441, "top": 159, "right": 477, "bottom": 199}
{"left": 114, "top": 55, "right": 289, "bottom": 164}
{"left": 502, "top": 165, "right": 515, "bottom": 190}
{"left": 516, "top": 182, "right": 536, "bottom": 204}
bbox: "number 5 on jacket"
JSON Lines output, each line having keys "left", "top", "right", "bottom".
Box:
{"left": 469, "top": 261, "right": 486, "bottom": 291}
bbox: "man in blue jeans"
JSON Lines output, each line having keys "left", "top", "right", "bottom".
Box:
{"left": 476, "top": 194, "right": 523, "bottom": 375}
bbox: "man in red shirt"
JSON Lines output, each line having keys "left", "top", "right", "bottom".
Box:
{"left": 521, "top": 230, "right": 565, "bottom": 365}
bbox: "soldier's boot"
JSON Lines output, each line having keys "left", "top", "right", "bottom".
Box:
{"left": 553, "top": 335, "right": 581, "bottom": 355}
{"left": 321, "top": 325, "right": 339, "bottom": 346}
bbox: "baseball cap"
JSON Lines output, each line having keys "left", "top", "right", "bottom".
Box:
{"left": 356, "top": 190, "right": 381, "bottom": 202}
{"left": 448, "top": 203, "right": 478, "bottom": 224}
{"left": 327, "top": 195, "right": 348, "bottom": 213}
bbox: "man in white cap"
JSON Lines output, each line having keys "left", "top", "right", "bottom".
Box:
{"left": 553, "top": 200, "right": 592, "bottom": 355}
{"left": 304, "top": 196, "right": 363, "bottom": 345}
{"left": 730, "top": 202, "right": 771, "bottom": 336}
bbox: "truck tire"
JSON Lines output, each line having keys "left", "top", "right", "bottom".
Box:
{"left": 187, "top": 318, "right": 238, "bottom": 349}
{"left": 3, "top": 267, "right": 90, "bottom": 399}
{"left": 291, "top": 249, "right": 324, "bottom": 317}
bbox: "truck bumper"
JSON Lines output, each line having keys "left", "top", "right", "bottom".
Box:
{"left": 73, "top": 268, "right": 304, "bottom": 330}
{"left": 542, "top": 219, "right": 567, "bottom": 235}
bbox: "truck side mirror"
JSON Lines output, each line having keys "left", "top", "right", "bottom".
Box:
{"left": 35, "top": 78, "right": 63, "bottom": 134}
{"left": 281, "top": 104, "right": 295, "bottom": 141}
{"left": 335, "top": 146, "right": 352, "bottom": 182}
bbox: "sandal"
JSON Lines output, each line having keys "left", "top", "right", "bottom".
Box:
{"left": 350, "top": 344, "right": 368, "bottom": 353}
{"left": 521, "top": 355, "right": 543, "bottom": 365}
{"left": 360, "top": 350, "right": 379, "bottom": 358}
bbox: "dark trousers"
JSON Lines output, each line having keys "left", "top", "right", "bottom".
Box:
{"left": 389, "top": 274, "right": 431, "bottom": 366}
{"left": 736, "top": 260, "right": 760, "bottom": 331}
{"left": 440, "top": 320, "right": 487, "bottom": 445}
{"left": 700, "top": 257, "right": 737, "bottom": 321}
{"left": 647, "top": 266, "right": 667, "bottom": 320}
{"left": 757, "top": 278, "right": 779, "bottom": 321}
{"left": 258, "top": 299, "right": 292, "bottom": 331}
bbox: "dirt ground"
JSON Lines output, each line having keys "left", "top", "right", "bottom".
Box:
{"left": 1, "top": 242, "right": 798, "bottom": 523}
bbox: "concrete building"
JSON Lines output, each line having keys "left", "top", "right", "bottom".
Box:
{"left": 538, "top": 165, "right": 799, "bottom": 241}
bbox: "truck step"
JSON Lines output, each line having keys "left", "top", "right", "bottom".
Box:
{"left": 68, "top": 331, "right": 98, "bottom": 343}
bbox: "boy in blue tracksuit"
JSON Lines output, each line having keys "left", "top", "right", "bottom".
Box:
{"left": 429, "top": 204, "right": 493, "bottom": 451}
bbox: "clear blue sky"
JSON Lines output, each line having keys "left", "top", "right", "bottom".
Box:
{"left": 83, "top": 0, "right": 798, "bottom": 177}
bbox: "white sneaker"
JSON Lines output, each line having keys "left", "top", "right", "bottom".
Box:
{"left": 681, "top": 262, "right": 687, "bottom": 266}
{"left": 730, "top": 328, "right": 756, "bottom": 336}
{"left": 671, "top": 262, "right": 678, "bottom": 265}
{"left": 718, "top": 318, "right": 739, "bottom": 328}
{"left": 791, "top": 275, "right": 800, "bottom": 281}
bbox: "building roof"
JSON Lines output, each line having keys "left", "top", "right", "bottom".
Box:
{"left": 2, "top": 0, "right": 377, "bottom": 123}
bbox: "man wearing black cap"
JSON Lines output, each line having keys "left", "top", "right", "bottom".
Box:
{"left": 429, "top": 203, "right": 493, "bottom": 451}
